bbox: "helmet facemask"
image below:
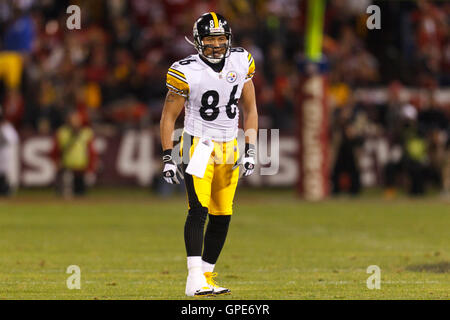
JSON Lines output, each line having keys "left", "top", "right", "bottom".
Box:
{"left": 194, "top": 29, "right": 232, "bottom": 64}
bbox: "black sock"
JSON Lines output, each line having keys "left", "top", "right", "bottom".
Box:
{"left": 202, "top": 214, "right": 231, "bottom": 264}
{"left": 184, "top": 207, "right": 208, "bottom": 257}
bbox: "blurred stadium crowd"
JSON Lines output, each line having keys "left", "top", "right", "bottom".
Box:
{"left": 0, "top": 0, "right": 448, "bottom": 197}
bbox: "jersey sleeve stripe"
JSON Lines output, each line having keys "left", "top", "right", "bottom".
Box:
{"left": 167, "top": 71, "right": 189, "bottom": 85}
{"left": 166, "top": 73, "right": 189, "bottom": 95}
{"left": 168, "top": 68, "right": 186, "bottom": 80}
{"left": 247, "top": 53, "right": 252, "bottom": 62}
{"left": 166, "top": 83, "right": 188, "bottom": 97}
{"left": 247, "top": 56, "right": 256, "bottom": 79}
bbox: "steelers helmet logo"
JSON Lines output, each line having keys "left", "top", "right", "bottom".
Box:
{"left": 226, "top": 71, "right": 237, "bottom": 83}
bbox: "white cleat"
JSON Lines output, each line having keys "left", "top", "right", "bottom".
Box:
{"left": 204, "top": 272, "right": 231, "bottom": 295}
{"left": 185, "top": 274, "right": 214, "bottom": 297}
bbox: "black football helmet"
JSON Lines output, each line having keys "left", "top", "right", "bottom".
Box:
{"left": 185, "top": 12, "right": 232, "bottom": 64}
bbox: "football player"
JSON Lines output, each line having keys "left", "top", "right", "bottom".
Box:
{"left": 160, "top": 12, "right": 258, "bottom": 296}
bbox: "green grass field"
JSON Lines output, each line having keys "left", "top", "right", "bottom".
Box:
{"left": 0, "top": 188, "right": 449, "bottom": 300}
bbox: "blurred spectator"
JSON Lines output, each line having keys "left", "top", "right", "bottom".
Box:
{"left": 401, "top": 104, "right": 429, "bottom": 195}
{"left": 0, "top": 3, "right": 35, "bottom": 128}
{"left": 381, "top": 82, "right": 407, "bottom": 197}
{"left": 3, "top": 4, "right": 35, "bottom": 52}
{"left": 52, "top": 110, "right": 97, "bottom": 197}
{"left": 418, "top": 91, "right": 449, "bottom": 192}
{"left": 382, "top": 100, "right": 444, "bottom": 197}
{"left": 331, "top": 99, "right": 363, "bottom": 195}
{"left": 0, "top": 104, "right": 19, "bottom": 196}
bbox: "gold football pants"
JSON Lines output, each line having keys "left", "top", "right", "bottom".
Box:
{"left": 180, "top": 132, "right": 240, "bottom": 216}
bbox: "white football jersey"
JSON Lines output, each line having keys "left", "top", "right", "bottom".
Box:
{"left": 166, "top": 47, "right": 255, "bottom": 142}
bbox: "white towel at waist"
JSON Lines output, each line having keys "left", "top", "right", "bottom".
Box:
{"left": 185, "top": 137, "right": 214, "bottom": 178}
